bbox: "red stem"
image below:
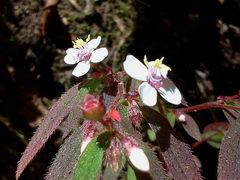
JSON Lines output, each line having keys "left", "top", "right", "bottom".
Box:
{"left": 176, "top": 103, "right": 240, "bottom": 114}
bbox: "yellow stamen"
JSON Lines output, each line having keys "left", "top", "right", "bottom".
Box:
{"left": 154, "top": 57, "right": 172, "bottom": 71}
{"left": 72, "top": 34, "right": 91, "bottom": 48}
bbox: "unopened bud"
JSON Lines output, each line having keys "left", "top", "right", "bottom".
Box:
{"left": 80, "top": 138, "right": 92, "bottom": 154}
{"left": 105, "top": 139, "right": 121, "bottom": 171}
{"left": 128, "top": 147, "right": 150, "bottom": 172}
{"left": 80, "top": 94, "right": 105, "bottom": 121}
{"left": 129, "top": 100, "right": 142, "bottom": 128}
{"left": 176, "top": 112, "right": 186, "bottom": 122}
{"left": 80, "top": 120, "right": 100, "bottom": 154}
{"left": 122, "top": 137, "right": 150, "bottom": 172}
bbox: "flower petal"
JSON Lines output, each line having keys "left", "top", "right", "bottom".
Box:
{"left": 160, "top": 67, "right": 169, "bottom": 78}
{"left": 64, "top": 48, "right": 79, "bottom": 64}
{"left": 87, "top": 36, "right": 101, "bottom": 49}
{"left": 90, "top": 48, "right": 108, "bottom": 63}
{"left": 123, "top": 55, "right": 148, "bottom": 81}
{"left": 138, "top": 82, "right": 157, "bottom": 106}
{"left": 129, "top": 147, "right": 150, "bottom": 172}
{"left": 157, "top": 79, "right": 182, "bottom": 105}
{"left": 72, "top": 61, "right": 91, "bottom": 77}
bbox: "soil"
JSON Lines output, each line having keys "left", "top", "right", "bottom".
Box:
{"left": 0, "top": 0, "right": 239, "bottom": 179}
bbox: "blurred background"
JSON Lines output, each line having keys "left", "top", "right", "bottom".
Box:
{"left": 0, "top": 0, "right": 239, "bottom": 179}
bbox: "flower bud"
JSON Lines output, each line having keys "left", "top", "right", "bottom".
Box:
{"left": 105, "top": 139, "right": 121, "bottom": 171}
{"left": 80, "top": 94, "right": 105, "bottom": 121}
{"left": 80, "top": 120, "right": 100, "bottom": 154}
{"left": 176, "top": 112, "right": 186, "bottom": 122}
{"left": 129, "top": 100, "right": 142, "bottom": 129}
{"left": 122, "top": 137, "right": 150, "bottom": 172}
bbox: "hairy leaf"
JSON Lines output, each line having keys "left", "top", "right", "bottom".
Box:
{"left": 45, "top": 126, "right": 83, "bottom": 180}
{"left": 17, "top": 78, "right": 102, "bottom": 179}
{"left": 16, "top": 83, "right": 82, "bottom": 179}
{"left": 73, "top": 131, "right": 112, "bottom": 180}
{"left": 202, "top": 122, "right": 229, "bottom": 149}
{"left": 59, "top": 106, "right": 83, "bottom": 139}
{"left": 141, "top": 143, "right": 169, "bottom": 180}
{"left": 217, "top": 120, "right": 240, "bottom": 180}
{"left": 181, "top": 114, "right": 201, "bottom": 141}
{"left": 142, "top": 106, "right": 202, "bottom": 180}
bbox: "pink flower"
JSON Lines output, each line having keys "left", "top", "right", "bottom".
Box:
{"left": 64, "top": 35, "right": 108, "bottom": 77}
{"left": 123, "top": 55, "right": 182, "bottom": 106}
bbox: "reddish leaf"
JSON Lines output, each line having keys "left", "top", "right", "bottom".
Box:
{"left": 45, "top": 126, "right": 83, "bottom": 180}
{"left": 142, "top": 106, "right": 202, "bottom": 180}
{"left": 217, "top": 120, "right": 240, "bottom": 180}
{"left": 181, "top": 114, "right": 202, "bottom": 141}
{"left": 16, "top": 83, "right": 83, "bottom": 179}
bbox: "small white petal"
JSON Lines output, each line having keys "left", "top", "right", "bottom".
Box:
{"left": 72, "top": 61, "right": 91, "bottom": 77}
{"left": 87, "top": 36, "right": 101, "bottom": 49}
{"left": 129, "top": 147, "right": 150, "bottom": 172}
{"left": 160, "top": 67, "right": 168, "bottom": 78}
{"left": 123, "top": 55, "right": 148, "bottom": 81}
{"left": 138, "top": 82, "right": 157, "bottom": 106}
{"left": 64, "top": 48, "right": 79, "bottom": 64}
{"left": 90, "top": 48, "right": 108, "bottom": 63}
{"left": 158, "top": 79, "right": 182, "bottom": 105}
{"left": 80, "top": 139, "right": 91, "bottom": 154}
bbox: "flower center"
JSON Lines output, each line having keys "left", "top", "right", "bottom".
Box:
{"left": 78, "top": 44, "right": 92, "bottom": 62}
{"left": 145, "top": 57, "right": 171, "bottom": 89}
{"left": 147, "top": 66, "right": 164, "bottom": 89}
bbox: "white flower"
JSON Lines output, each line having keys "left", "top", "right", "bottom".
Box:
{"left": 123, "top": 55, "right": 182, "bottom": 106}
{"left": 64, "top": 35, "right": 108, "bottom": 77}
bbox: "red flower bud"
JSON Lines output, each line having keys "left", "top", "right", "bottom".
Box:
{"left": 80, "top": 94, "right": 105, "bottom": 121}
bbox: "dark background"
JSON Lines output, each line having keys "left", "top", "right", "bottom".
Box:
{"left": 0, "top": 0, "right": 239, "bottom": 179}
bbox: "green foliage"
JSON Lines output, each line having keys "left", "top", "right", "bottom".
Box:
{"left": 73, "top": 131, "right": 112, "bottom": 180}
{"left": 127, "top": 165, "right": 137, "bottom": 180}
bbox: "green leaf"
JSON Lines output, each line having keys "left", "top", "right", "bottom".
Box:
{"left": 166, "top": 111, "right": 176, "bottom": 127}
{"left": 73, "top": 131, "right": 112, "bottom": 180}
{"left": 147, "top": 128, "right": 156, "bottom": 142}
{"left": 202, "top": 122, "right": 229, "bottom": 149}
{"left": 79, "top": 78, "right": 102, "bottom": 99}
{"left": 127, "top": 165, "right": 137, "bottom": 180}
{"left": 202, "top": 131, "right": 225, "bottom": 149}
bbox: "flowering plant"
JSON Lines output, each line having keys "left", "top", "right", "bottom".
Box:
{"left": 16, "top": 35, "right": 240, "bottom": 180}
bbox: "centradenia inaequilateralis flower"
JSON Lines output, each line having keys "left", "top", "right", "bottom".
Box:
{"left": 64, "top": 35, "right": 108, "bottom": 77}
{"left": 123, "top": 55, "right": 182, "bottom": 106}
